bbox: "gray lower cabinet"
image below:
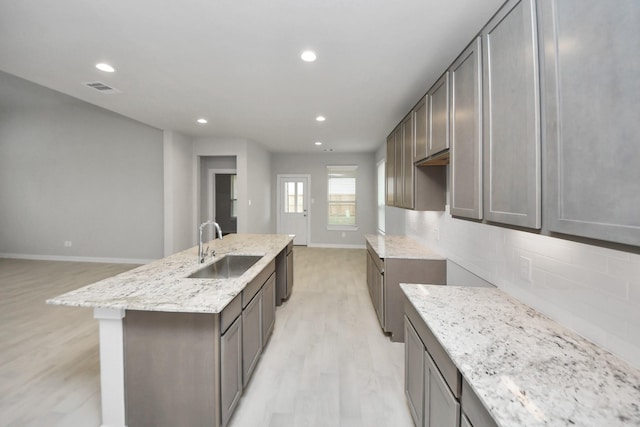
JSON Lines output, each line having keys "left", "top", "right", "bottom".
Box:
{"left": 404, "top": 300, "right": 496, "bottom": 427}
{"left": 242, "top": 289, "right": 263, "bottom": 387}
{"left": 425, "top": 351, "right": 460, "bottom": 427}
{"left": 404, "top": 319, "right": 425, "bottom": 427}
{"left": 366, "top": 241, "right": 445, "bottom": 342}
{"left": 261, "top": 273, "right": 276, "bottom": 344}
{"left": 450, "top": 36, "right": 483, "bottom": 220}
{"left": 366, "top": 249, "right": 384, "bottom": 327}
{"left": 539, "top": 0, "right": 640, "bottom": 246}
{"left": 220, "top": 315, "right": 242, "bottom": 427}
{"left": 428, "top": 72, "right": 450, "bottom": 157}
{"left": 482, "top": 0, "right": 541, "bottom": 229}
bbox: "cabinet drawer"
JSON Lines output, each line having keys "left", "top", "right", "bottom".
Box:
{"left": 220, "top": 293, "right": 241, "bottom": 334}
{"left": 243, "top": 259, "right": 275, "bottom": 308}
{"left": 461, "top": 378, "right": 497, "bottom": 427}
{"left": 405, "top": 297, "right": 461, "bottom": 398}
{"left": 366, "top": 243, "right": 384, "bottom": 273}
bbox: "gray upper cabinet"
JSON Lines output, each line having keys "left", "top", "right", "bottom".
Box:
{"left": 450, "top": 37, "right": 483, "bottom": 220}
{"left": 539, "top": 0, "right": 640, "bottom": 246}
{"left": 385, "top": 133, "right": 395, "bottom": 206}
{"left": 414, "top": 96, "right": 428, "bottom": 162}
{"left": 402, "top": 113, "right": 415, "bottom": 209}
{"left": 482, "top": 0, "right": 541, "bottom": 229}
{"left": 394, "top": 126, "right": 404, "bottom": 207}
{"left": 428, "top": 72, "right": 450, "bottom": 157}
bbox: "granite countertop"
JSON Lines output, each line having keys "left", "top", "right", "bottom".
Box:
{"left": 365, "top": 234, "right": 444, "bottom": 260}
{"left": 47, "top": 234, "right": 293, "bottom": 314}
{"left": 400, "top": 284, "right": 640, "bottom": 427}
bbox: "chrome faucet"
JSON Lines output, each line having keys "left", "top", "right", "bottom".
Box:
{"left": 198, "top": 220, "right": 223, "bottom": 263}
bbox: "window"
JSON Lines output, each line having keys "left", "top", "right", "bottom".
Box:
{"left": 377, "top": 160, "right": 385, "bottom": 234}
{"left": 327, "top": 165, "right": 357, "bottom": 229}
{"left": 284, "top": 180, "right": 304, "bottom": 213}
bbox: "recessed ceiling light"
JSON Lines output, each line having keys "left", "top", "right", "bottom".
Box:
{"left": 315, "top": 141, "right": 323, "bottom": 146}
{"left": 95, "top": 63, "right": 115, "bottom": 73}
{"left": 197, "top": 118, "right": 208, "bottom": 124}
{"left": 301, "top": 50, "right": 317, "bottom": 62}
{"left": 316, "top": 115, "right": 326, "bottom": 122}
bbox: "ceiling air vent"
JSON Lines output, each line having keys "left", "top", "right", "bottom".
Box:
{"left": 83, "top": 81, "right": 121, "bottom": 94}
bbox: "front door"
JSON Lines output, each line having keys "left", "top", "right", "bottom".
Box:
{"left": 277, "top": 175, "right": 309, "bottom": 245}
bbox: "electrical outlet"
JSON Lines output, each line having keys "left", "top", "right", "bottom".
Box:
{"left": 434, "top": 228, "right": 440, "bottom": 242}
{"left": 341, "top": 232, "right": 346, "bottom": 238}
{"left": 64, "top": 241, "right": 72, "bottom": 247}
{"left": 519, "top": 256, "right": 532, "bottom": 282}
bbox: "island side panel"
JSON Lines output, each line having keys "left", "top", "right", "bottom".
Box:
{"left": 384, "top": 259, "right": 446, "bottom": 342}
{"left": 94, "top": 308, "right": 126, "bottom": 427}
{"left": 123, "top": 310, "right": 219, "bottom": 427}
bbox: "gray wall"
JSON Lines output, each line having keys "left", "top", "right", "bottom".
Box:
{"left": 0, "top": 71, "right": 164, "bottom": 262}
{"left": 271, "top": 152, "right": 376, "bottom": 247}
{"left": 192, "top": 137, "right": 272, "bottom": 236}
{"left": 164, "top": 130, "right": 194, "bottom": 256}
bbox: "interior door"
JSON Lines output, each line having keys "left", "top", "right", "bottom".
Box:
{"left": 277, "top": 175, "right": 309, "bottom": 245}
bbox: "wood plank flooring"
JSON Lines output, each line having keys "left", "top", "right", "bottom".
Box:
{"left": 0, "top": 248, "right": 413, "bottom": 427}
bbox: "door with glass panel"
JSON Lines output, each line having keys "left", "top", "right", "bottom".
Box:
{"left": 277, "top": 175, "right": 309, "bottom": 245}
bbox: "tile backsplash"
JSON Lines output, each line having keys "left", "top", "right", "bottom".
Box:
{"left": 405, "top": 207, "right": 640, "bottom": 369}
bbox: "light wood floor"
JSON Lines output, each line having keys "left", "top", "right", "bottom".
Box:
{"left": 0, "top": 248, "right": 413, "bottom": 427}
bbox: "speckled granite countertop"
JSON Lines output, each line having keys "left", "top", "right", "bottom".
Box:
{"left": 365, "top": 234, "right": 444, "bottom": 260}
{"left": 47, "top": 234, "right": 293, "bottom": 314}
{"left": 401, "top": 284, "right": 640, "bottom": 427}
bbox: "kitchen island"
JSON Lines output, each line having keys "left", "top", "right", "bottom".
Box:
{"left": 401, "top": 284, "right": 640, "bottom": 427}
{"left": 48, "top": 233, "right": 294, "bottom": 427}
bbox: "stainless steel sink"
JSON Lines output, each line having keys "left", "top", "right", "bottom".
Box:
{"left": 187, "top": 255, "right": 262, "bottom": 279}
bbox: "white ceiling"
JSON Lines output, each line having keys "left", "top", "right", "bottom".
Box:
{"left": 0, "top": 0, "right": 504, "bottom": 153}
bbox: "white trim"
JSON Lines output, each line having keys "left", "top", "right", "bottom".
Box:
{"left": 94, "top": 308, "right": 127, "bottom": 427}
{"left": 307, "top": 243, "right": 366, "bottom": 249}
{"left": 0, "top": 253, "right": 152, "bottom": 265}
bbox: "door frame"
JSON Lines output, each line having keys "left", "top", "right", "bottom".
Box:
{"left": 276, "top": 174, "right": 311, "bottom": 245}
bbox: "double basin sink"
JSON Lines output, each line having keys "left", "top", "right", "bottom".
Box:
{"left": 187, "top": 255, "right": 263, "bottom": 279}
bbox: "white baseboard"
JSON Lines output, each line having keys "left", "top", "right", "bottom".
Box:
{"left": 0, "top": 253, "right": 153, "bottom": 265}
{"left": 307, "top": 243, "right": 366, "bottom": 249}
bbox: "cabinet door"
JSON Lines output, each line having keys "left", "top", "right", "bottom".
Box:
{"left": 450, "top": 37, "right": 483, "bottom": 220}
{"left": 386, "top": 133, "right": 396, "bottom": 206}
{"left": 286, "top": 248, "right": 294, "bottom": 298}
{"left": 374, "top": 263, "right": 384, "bottom": 328}
{"left": 539, "top": 0, "right": 640, "bottom": 246}
{"left": 482, "top": 0, "right": 541, "bottom": 229}
{"left": 242, "top": 291, "right": 262, "bottom": 387}
{"left": 414, "top": 96, "right": 428, "bottom": 162}
{"left": 402, "top": 113, "right": 415, "bottom": 209}
{"left": 394, "top": 126, "right": 404, "bottom": 207}
{"left": 425, "top": 351, "right": 460, "bottom": 427}
{"left": 428, "top": 72, "right": 450, "bottom": 156}
{"left": 404, "top": 318, "right": 424, "bottom": 427}
{"left": 220, "top": 315, "right": 242, "bottom": 427}
{"left": 261, "top": 274, "right": 276, "bottom": 345}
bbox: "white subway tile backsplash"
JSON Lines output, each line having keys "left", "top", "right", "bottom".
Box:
{"left": 404, "top": 209, "right": 640, "bottom": 369}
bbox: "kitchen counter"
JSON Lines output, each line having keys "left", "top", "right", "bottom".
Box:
{"left": 47, "top": 233, "right": 293, "bottom": 314}
{"left": 401, "top": 284, "right": 640, "bottom": 426}
{"left": 365, "top": 234, "right": 445, "bottom": 260}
